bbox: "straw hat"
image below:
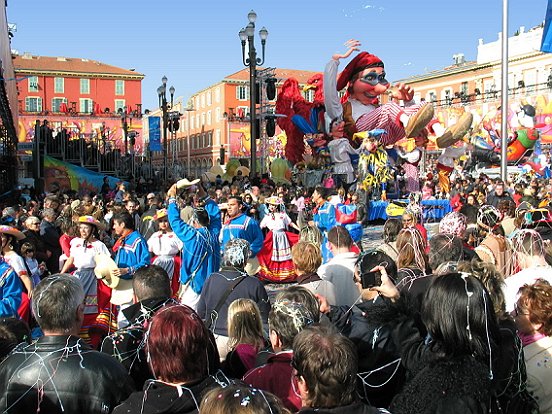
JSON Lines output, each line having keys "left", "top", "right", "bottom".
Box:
{"left": 0, "top": 225, "right": 25, "bottom": 240}
{"left": 265, "top": 196, "right": 283, "bottom": 206}
{"left": 94, "top": 254, "right": 134, "bottom": 305}
{"left": 153, "top": 209, "right": 168, "bottom": 221}
{"left": 176, "top": 178, "right": 200, "bottom": 189}
{"left": 77, "top": 215, "right": 105, "bottom": 230}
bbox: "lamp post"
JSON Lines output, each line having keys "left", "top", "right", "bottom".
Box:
{"left": 183, "top": 104, "right": 194, "bottom": 177}
{"left": 157, "top": 76, "right": 175, "bottom": 186}
{"left": 239, "top": 10, "right": 268, "bottom": 177}
{"left": 121, "top": 105, "right": 130, "bottom": 155}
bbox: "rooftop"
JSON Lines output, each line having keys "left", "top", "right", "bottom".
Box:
{"left": 12, "top": 53, "right": 144, "bottom": 79}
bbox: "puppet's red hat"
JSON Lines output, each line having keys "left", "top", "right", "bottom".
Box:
{"left": 336, "top": 51, "right": 384, "bottom": 91}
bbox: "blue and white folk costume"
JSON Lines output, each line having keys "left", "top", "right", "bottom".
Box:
{"left": 168, "top": 197, "right": 221, "bottom": 309}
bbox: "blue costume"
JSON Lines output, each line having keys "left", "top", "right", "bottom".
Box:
{"left": 313, "top": 201, "right": 337, "bottom": 263}
{"left": 168, "top": 197, "right": 221, "bottom": 294}
{"left": 221, "top": 213, "right": 264, "bottom": 257}
{"left": 114, "top": 230, "right": 150, "bottom": 279}
{"left": 0, "top": 258, "right": 22, "bottom": 317}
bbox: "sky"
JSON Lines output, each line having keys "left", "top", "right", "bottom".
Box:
{"left": 6, "top": 0, "right": 550, "bottom": 111}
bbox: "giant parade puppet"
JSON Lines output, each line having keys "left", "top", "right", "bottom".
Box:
{"left": 276, "top": 39, "right": 474, "bottom": 200}
{"left": 468, "top": 104, "right": 541, "bottom": 172}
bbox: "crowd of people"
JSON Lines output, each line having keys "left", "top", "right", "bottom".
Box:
{"left": 0, "top": 168, "right": 551, "bottom": 414}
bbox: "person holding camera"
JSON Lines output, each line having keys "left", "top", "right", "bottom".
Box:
{"left": 316, "top": 249, "right": 404, "bottom": 409}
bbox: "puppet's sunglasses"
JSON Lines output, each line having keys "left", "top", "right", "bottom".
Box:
{"left": 359, "top": 71, "right": 389, "bottom": 86}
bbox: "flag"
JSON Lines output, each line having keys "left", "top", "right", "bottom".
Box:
{"left": 541, "top": 0, "right": 552, "bottom": 53}
{"left": 149, "top": 116, "right": 162, "bottom": 151}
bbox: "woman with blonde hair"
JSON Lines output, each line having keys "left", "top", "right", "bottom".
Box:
{"left": 222, "top": 298, "right": 266, "bottom": 378}
{"left": 395, "top": 228, "right": 430, "bottom": 286}
{"left": 292, "top": 241, "right": 336, "bottom": 305}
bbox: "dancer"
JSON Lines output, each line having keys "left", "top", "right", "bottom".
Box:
{"left": 147, "top": 208, "right": 183, "bottom": 296}
{"left": 257, "top": 196, "right": 300, "bottom": 283}
{"left": 60, "top": 216, "right": 113, "bottom": 347}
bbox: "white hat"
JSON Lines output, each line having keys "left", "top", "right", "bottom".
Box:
{"left": 94, "top": 254, "right": 134, "bottom": 305}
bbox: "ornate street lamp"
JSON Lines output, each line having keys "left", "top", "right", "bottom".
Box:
{"left": 158, "top": 76, "right": 175, "bottom": 186}
{"left": 239, "top": 10, "right": 268, "bottom": 177}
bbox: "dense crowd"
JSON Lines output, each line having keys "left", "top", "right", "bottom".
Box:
{"left": 0, "top": 170, "right": 551, "bottom": 414}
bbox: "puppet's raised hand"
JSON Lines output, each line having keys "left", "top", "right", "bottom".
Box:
{"left": 332, "top": 39, "right": 361, "bottom": 61}
{"left": 389, "top": 82, "right": 415, "bottom": 102}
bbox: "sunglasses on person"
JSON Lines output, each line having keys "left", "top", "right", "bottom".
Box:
{"left": 359, "top": 71, "right": 389, "bottom": 86}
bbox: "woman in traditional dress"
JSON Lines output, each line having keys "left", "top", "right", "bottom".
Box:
{"left": 0, "top": 226, "right": 33, "bottom": 322}
{"left": 60, "top": 215, "right": 112, "bottom": 348}
{"left": 147, "top": 208, "right": 183, "bottom": 296}
{"left": 257, "top": 196, "right": 300, "bottom": 282}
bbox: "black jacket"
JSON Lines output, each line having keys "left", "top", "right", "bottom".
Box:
{"left": 113, "top": 376, "right": 219, "bottom": 414}
{"left": 0, "top": 335, "right": 134, "bottom": 414}
{"left": 299, "top": 401, "right": 386, "bottom": 413}
{"left": 328, "top": 299, "right": 405, "bottom": 409}
{"left": 101, "top": 297, "right": 176, "bottom": 388}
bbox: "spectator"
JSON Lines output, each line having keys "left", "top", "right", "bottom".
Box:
{"left": 244, "top": 298, "right": 316, "bottom": 412}
{"left": 40, "top": 208, "right": 62, "bottom": 274}
{"left": 139, "top": 193, "right": 161, "bottom": 240}
{"left": 200, "top": 385, "right": 291, "bottom": 414}
{"left": 395, "top": 228, "right": 430, "bottom": 285}
{"left": 377, "top": 218, "right": 401, "bottom": 261}
{"left": 102, "top": 265, "right": 176, "bottom": 388}
{"left": 515, "top": 280, "right": 552, "bottom": 414}
{"left": 222, "top": 298, "right": 266, "bottom": 379}
{"left": 375, "top": 272, "right": 501, "bottom": 413}
{"left": 197, "top": 238, "right": 269, "bottom": 360}
{"left": 457, "top": 259, "right": 538, "bottom": 413}
{"left": 292, "top": 241, "right": 337, "bottom": 305}
{"left": 317, "top": 249, "right": 403, "bottom": 409}
{"left": 475, "top": 205, "right": 514, "bottom": 278}
{"left": 459, "top": 193, "right": 479, "bottom": 224}
{"left": 0, "top": 274, "right": 134, "bottom": 413}
{"left": 113, "top": 304, "right": 221, "bottom": 414}
{"left": 21, "top": 215, "right": 49, "bottom": 269}
{"left": 318, "top": 226, "right": 360, "bottom": 306}
{"left": 504, "top": 229, "right": 552, "bottom": 312}
{"left": 0, "top": 317, "right": 30, "bottom": 362}
{"left": 487, "top": 182, "right": 513, "bottom": 208}
{"left": 292, "top": 325, "right": 387, "bottom": 413}
{"left": 439, "top": 211, "right": 474, "bottom": 260}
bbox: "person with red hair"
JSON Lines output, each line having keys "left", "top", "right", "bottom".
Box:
{"left": 113, "top": 304, "right": 221, "bottom": 414}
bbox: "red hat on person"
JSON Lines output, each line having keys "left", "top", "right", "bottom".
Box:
{"left": 336, "top": 51, "right": 384, "bottom": 91}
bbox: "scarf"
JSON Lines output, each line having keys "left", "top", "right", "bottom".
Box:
{"left": 112, "top": 229, "right": 132, "bottom": 252}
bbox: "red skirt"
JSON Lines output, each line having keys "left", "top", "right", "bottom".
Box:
{"left": 257, "top": 231, "right": 299, "bottom": 283}
{"left": 81, "top": 280, "right": 117, "bottom": 349}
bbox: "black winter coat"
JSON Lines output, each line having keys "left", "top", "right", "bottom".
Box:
{"left": 0, "top": 335, "right": 134, "bottom": 414}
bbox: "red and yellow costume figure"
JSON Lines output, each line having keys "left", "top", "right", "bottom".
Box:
{"left": 147, "top": 209, "right": 183, "bottom": 296}
{"left": 257, "top": 197, "right": 300, "bottom": 282}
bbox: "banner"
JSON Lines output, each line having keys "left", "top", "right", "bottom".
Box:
{"left": 44, "top": 155, "right": 125, "bottom": 196}
{"left": 542, "top": 0, "right": 552, "bottom": 53}
{"left": 149, "top": 116, "right": 162, "bottom": 151}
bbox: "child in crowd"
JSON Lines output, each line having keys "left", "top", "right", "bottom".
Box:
{"left": 223, "top": 298, "right": 266, "bottom": 378}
